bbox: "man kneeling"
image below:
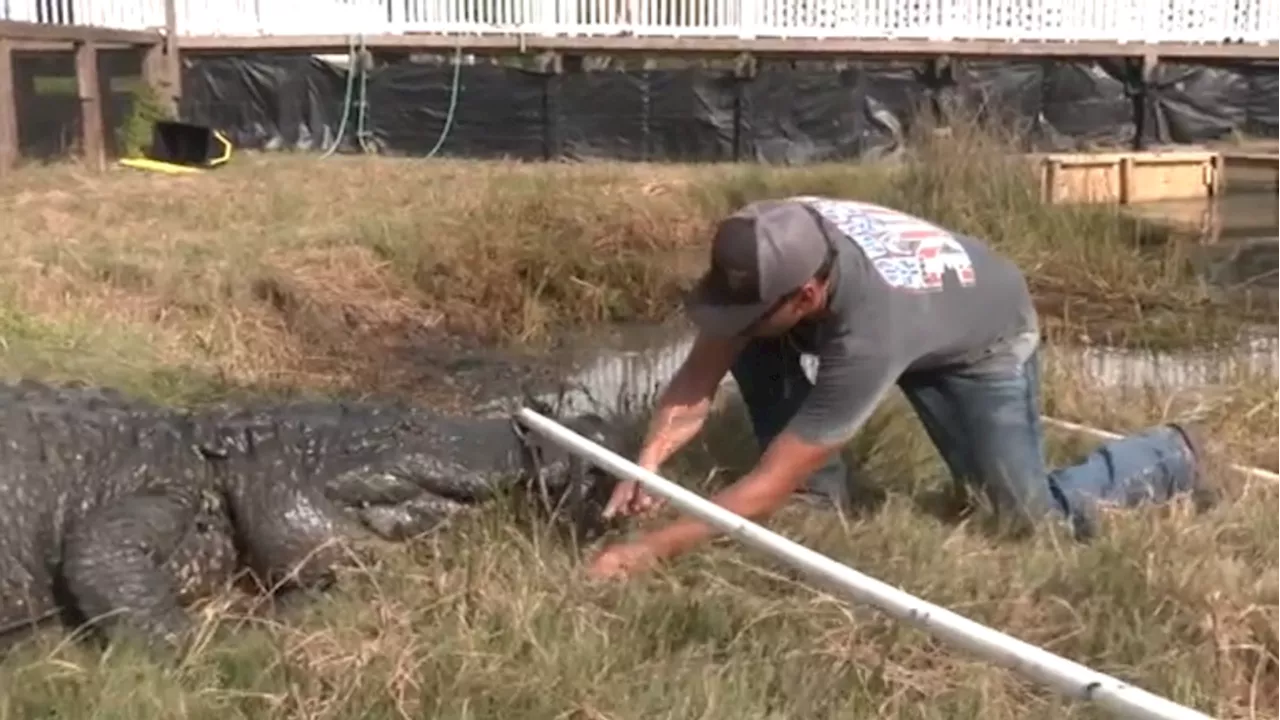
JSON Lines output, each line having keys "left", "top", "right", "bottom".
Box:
{"left": 587, "top": 197, "right": 1209, "bottom": 580}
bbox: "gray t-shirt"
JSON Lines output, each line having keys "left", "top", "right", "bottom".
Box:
{"left": 772, "top": 196, "right": 1040, "bottom": 446}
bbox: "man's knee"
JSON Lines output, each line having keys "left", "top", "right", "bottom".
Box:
{"left": 978, "top": 467, "right": 1059, "bottom": 535}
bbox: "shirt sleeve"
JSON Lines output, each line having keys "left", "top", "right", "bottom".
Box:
{"left": 783, "top": 337, "right": 904, "bottom": 448}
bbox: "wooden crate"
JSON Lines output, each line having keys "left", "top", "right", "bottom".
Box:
{"left": 1221, "top": 151, "right": 1279, "bottom": 191}
{"left": 1030, "top": 150, "right": 1222, "bottom": 205}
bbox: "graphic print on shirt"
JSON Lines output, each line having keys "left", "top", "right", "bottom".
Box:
{"left": 791, "top": 196, "right": 977, "bottom": 292}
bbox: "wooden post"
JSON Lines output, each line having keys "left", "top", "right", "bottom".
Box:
{"left": 1140, "top": 50, "right": 1160, "bottom": 82}
{"left": 164, "top": 0, "right": 181, "bottom": 111}
{"left": 74, "top": 40, "right": 105, "bottom": 170}
{"left": 1119, "top": 156, "right": 1135, "bottom": 204}
{"left": 0, "top": 38, "right": 18, "bottom": 175}
{"left": 142, "top": 40, "right": 173, "bottom": 117}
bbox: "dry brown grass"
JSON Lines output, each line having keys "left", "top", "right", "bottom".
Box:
{"left": 0, "top": 156, "right": 711, "bottom": 403}
{"left": 0, "top": 121, "right": 1275, "bottom": 720}
{"left": 0, "top": 119, "right": 1266, "bottom": 406}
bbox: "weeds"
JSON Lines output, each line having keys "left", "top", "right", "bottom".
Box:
{"left": 116, "top": 81, "right": 176, "bottom": 159}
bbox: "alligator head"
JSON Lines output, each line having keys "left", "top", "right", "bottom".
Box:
{"left": 301, "top": 400, "right": 623, "bottom": 546}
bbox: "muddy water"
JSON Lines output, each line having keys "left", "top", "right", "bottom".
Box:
{"left": 1129, "top": 191, "right": 1279, "bottom": 298}
{"left": 1127, "top": 191, "right": 1278, "bottom": 245}
{"left": 480, "top": 322, "right": 1278, "bottom": 419}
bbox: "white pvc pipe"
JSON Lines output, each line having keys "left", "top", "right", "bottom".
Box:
{"left": 515, "top": 407, "right": 1217, "bottom": 720}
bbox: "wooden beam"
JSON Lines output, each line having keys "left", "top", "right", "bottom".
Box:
{"left": 74, "top": 40, "right": 105, "bottom": 170}
{"left": 175, "top": 32, "right": 1280, "bottom": 61}
{"left": 163, "top": 0, "right": 181, "bottom": 109}
{"left": 0, "top": 20, "right": 161, "bottom": 46}
{"left": 138, "top": 0, "right": 180, "bottom": 116}
{"left": 2, "top": 39, "right": 141, "bottom": 51}
{"left": 0, "top": 38, "right": 16, "bottom": 175}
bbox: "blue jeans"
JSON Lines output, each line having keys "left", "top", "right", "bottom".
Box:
{"left": 730, "top": 337, "right": 1200, "bottom": 539}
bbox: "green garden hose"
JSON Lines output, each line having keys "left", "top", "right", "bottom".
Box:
{"left": 321, "top": 35, "right": 464, "bottom": 159}
{"left": 424, "top": 43, "right": 464, "bottom": 159}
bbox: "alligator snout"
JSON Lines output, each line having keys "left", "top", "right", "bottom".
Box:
{"left": 319, "top": 411, "right": 627, "bottom": 545}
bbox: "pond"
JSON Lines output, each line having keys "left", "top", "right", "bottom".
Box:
{"left": 1128, "top": 189, "right": 1278, "bottom": 303}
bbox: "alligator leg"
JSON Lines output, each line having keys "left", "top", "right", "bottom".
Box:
{"left": 60, "top": 487, "right": 207, "bottom": 651}
{"left": 164, "top": 497, "right": 240, "bottom": 606}
{"left": 224, "top": 478, "right": 348, "bottom": 594}
{"left": 0, "top": 571, "right": 62, "bottom": 652}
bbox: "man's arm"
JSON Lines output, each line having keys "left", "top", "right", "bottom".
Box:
{"left": 602, "top": 331, "right": 746, "bottom": 517}
{"left": 636, "top": 348, "right": 903, "bottom": 560}
{"left": 636, "top": 332, "right": 744, "bottom": 468}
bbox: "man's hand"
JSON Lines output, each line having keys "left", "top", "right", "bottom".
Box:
{"left": 587, "top": 540, "right": 659, "bottom": 580}
{"left": 588, "top": 431, "right": 842, "bottom": 582}
{"left": 602, "top": 479, "right": 666, "bottom": 519}
{"left": 600, "top": 332, "right": 742, "bottom": 521}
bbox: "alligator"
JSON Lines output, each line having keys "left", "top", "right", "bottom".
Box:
{"left": 0, "top": 379, "right": 621, "bottom": 653}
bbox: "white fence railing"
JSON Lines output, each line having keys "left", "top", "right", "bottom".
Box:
{"left": 2, "top": 0, "right": 1278, "bottom": 44}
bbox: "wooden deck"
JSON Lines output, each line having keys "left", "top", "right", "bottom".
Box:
{"left": 174, "top": 32, "right": 1280, "bottom": 61}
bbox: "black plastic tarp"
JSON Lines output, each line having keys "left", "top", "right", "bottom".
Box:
{"left": 1140, "top": 60, "right": 1278, "bottom": 144}
{"left": 633, "top": 69, "right": 737, "bottom": 162}
{"left": 946, "top": 60, "right": 1046, "bottom": 136}
{"left": 1040, "top": 61, "right": 1137, "bottom": 149}
{"left": 741, "top": 62, "right": 924, "bottom": 164}
{"left": 1144, "top": 61, "right": 1252, "bottom": 144}
{"left": 365, "top": 62, "right": 546, "bottom": 158}
{"left": 11, "top": 49, "right": 1277, "bottom": 165}
{"left": 554, "top": 69, "right": 648, "bottom": 160}
{"left": 1245, "top": 63, "right": 1279, "bottom": 137}
{"left": 176, "top": 54, "right": 1277, "bottom": 162}
{"left": 179, "top": 54, "right": 347, "bottom": 152}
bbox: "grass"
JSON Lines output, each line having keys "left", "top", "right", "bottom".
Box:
{"left": 0, "top": 117, "right": 1269, "bottom": 406}
{"left": 0, "top": 119, "right": 1275, "bottom": 719}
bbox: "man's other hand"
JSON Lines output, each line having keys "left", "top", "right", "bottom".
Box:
{"left": 587, "top": 540, "right": 659, "bottom": 580}
{"left": 601, "top": 479, "right": 666, "bottom": 519}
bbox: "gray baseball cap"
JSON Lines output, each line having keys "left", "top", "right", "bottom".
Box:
{"left": 684, "top": 199, "right": 834, "bottom": 337}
